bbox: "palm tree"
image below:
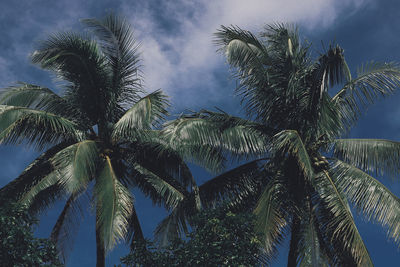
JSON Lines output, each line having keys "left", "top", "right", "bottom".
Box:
{"left": 157, "top": 24, "right": 400, "bottom": 266}
{"left": 0, "top": 14, "right": 211, "bottom": 266}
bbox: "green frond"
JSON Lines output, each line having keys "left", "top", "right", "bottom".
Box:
{"left": 333, "top": 138, "right": 400, "bottom": 177}
{"left": 126, "top": 140, "right": 195, "bottom": 189}
{"left": 333, "top": 62, "right": 400, "bottom": 123}
{"left": 51, "top": 191, "right": 89, "bottom": 261}
{"left": 254, "top": 181, "right": 287, "bottom": 261}
{"left": 125, "top": 204, "right": 144, "bottom": 249}
{"left": 19, "top": 169, "right": 62, "bottom": 207}
{"left": 0, "top": 105, "right": 84, "bottom": 149}
{"left": 112, "top": 90, "right": 169, "bottom": 141}
{"left": 31, "top": 31, "right": 109, "bottom": 123}
{"left": 82, "top": 13, "right": 142, "bottom": 106}
{"left": 94, "top": 156, "right": 133, "bottom": 251}
{"left": 313, "top": 170, "right": 373, "bottom": 266}
{"left": 162, "top": 111, "right": 269, "bottom": 158}
{"left": 154, "top": 202, "right": 191, "bottom": 247}
{"left": 0, "top": 142, "right": 68, "bottom": 202}
{"left": 50, "top": 140, "right": 99, "bottom": 193}
{"left": 131, "top": 163, "right": 185, "bottom": 209}
{"left": 331, "top": 160, "right": 400, "bottom": 245}
{"left": 199, "top": 158, "right": 268, "bottom": 207}
{"left": 272, "top": 130, "right": 313, "bottom": 180}
{"left": 0, "top": 83, "right": 91, "bottom": 124}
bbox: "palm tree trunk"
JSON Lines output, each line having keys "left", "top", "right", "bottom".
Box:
{"left": 287, "top": 217, "right": 300, "bottom": 267}
{"left": 96, "top": 223, "right": 105, "bottom": 267}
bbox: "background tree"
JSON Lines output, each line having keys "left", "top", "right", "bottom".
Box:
{"left": 0, "top": 14, "right": 213, "bottom": 266}
{"left": 0, "top": 199, "right": 63, "bottom": 267}
{"left": 156, "top": 24, "right": 400, "bottom": 266}
{"left": 119, "top": 207, "right": 264, "bottom": 267}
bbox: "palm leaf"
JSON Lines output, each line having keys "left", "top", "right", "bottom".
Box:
{"left": 0, "top": 83, "right": 87, "bottom": 123}
{"left": 31, "top": 32, "right": 109, "bottom": 123}
{"left": 0, "top": 142, "right": 68, "bottom": 202}
{"left": 272, "top": 130, "right": 314, "bottom": 180}
{"left": 254, "top": 180, "right": 288, "bottom": 261}
{"left": 50, "top": 191, "right": 89, "bottom": 262}
{"left": 331, "top": 160, "right": 400, "bottom": 245}
{"left": 199, "top": 158, "right": 268, "bottom": 207}
{"left": 333, "top": 138, "right": 400, "bottom": 177}
{"left": 0, "top": 105, "right": 84, "bottom": 149}
{"left": 130, "top": 163, "right": 185, "bottom": 209}
{"left": 112, "top": 90, "right": 169, "bottom": 141}
{"left": 333, "top": 62, "right": 400, "bottom": 124}
{"left": 82, "top": 14, "right": 142, "bottom": 107}
{"left": 49, "top": 140, "right": 99, "bottom": 193}
{"left": 162, "top": 111, "right": 269, "bottom": 158}
{"left": 313, "top": 170, "right": 373, "bottom": 266}
{"left": 94, "top": 155, "right": 133, "bottom": 251}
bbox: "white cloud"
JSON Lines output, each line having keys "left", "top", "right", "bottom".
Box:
{"left": 123, "top": 0, "right": 368, "bottom": 109}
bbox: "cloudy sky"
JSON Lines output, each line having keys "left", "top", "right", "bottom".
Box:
{"left": 1, "top": 0, "right": 400, "bottom": 265}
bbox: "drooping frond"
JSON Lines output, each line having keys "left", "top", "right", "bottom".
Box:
{"left": 272, "top": 130, "right": 313, "bottom": 180}
{"left": 0, "top": 83, "right": 88, "bottom": 123}
{"left": 125, "top": 204, "right": 144, "bottom": 249}
{"left": 126, "top": 140, "right": 195, "bottom": 189}
{"left": 296, "top": 200, "right": 330, "bottom": 267}
{"left": 313, "top": 170, "right": 373, "bottom": 266}
{"left": 0, "top": 105, "right": 84, "bottom": 149}
{"left": 199, "top": 158, "right": 268, "bottom": 208}
{"left": 154, "top": 201, "right": 191, "bottom": 247}
{"left": 49, "top": 140, "right": 99, "bottom": 193}
{"left": 82, "top": 14, "right": 142, "bottom": 108}
{"left": 162, "top": 111, "right": 269, "bottom": 158}
{"left": 130, "top": 163, "right": 186, "bottom": 209}
{"left": 31, "top": 32, "right": 109, "bottom": 123}
{"left": 0, "top": 142, "right": 68, "bottom": 202}
{"left": 333, "top": 138, "right": 400, "bottom": 177}
{"left": 94, "top": 156, "right": 133, "bottom": 251}
{"left": 333, "top": 62, "right": 400, "bottom": 124}
{"left": 51, "top": 191, "right": 89, "bottom": 262}
{"left": 331, "top": 160, "right": 400, "bottom": 245}
{"left": 254, "top": 180, "right": 288, "bottom": 261}
{"left": 112, "top": 90, "right": 169, "bottom": 141}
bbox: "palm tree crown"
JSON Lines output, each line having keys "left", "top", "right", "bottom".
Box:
{"left": 159, "top": 24, "right": 400, "bottom": 266}
{"left": 0, "top": 14, "right": 206, "bottom": 266}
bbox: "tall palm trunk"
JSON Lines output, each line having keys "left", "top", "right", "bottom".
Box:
{"left": 96, "top": 220, "right": 105, "bottom": 267}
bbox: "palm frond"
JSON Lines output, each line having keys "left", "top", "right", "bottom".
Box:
{"left": 272, "top": 130, "right": 313, "bottom": 180}
{"left": 82, "top": 14, "right": 142, "bottom": 108}
{"left": 31, "top": 32, "right": 109, "bottom": 123}
{"left": 125, "top": 204, "right": 144, "bottom": 249}
{"left": 333, "top": 62, "right": 400, "bottom": 123}
{"left": 331, "top": 160, "right": 400, "bottom": 245}
{"left": 154, "top": 201, "right": 191, "bottom": 247}
{"left": 254, "top": 180, "right": 288, "bottom": 261}
{"left": 313, "top": 170, "right": 373, "bottom": 266}
{"left": 51, "top": 191, "right": 89, "bottom": 262}
{"left": 0, "top": 142, "right": 68, "bottom": 202}
{"left": 199, "top": 158, "right": 268, "bottom": 208}
{"left": 0, "top": 105, "right": 84, "bottom": 149}
{"left": 130, "top": 163, "right": 186, "bottom": 209}
{"left": 333, "top": 138, "right": 400, "bottom": 177}
{"left": 0, "top": 83, "right": 88, "bottom": 123}
{"left": 112, "top": 90, "right": 169, "bottom": 141}
{"left": 50, "top": 140, "right": 99, "bottom": 193}
{"left": 162, "top": 110, "right": 269, "bottom": 158}
{"left": 94, "top": 156, "right": 133, "bottom": 251}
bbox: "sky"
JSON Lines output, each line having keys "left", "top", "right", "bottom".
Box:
{"left": 1, "top": 0, "right": 400, "bottom": 266}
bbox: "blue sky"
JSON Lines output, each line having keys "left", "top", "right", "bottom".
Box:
{"left": 1, "top": 0, "right": 400, "bottom": 266}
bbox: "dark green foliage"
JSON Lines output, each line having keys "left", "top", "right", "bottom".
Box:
{"left": 0, "top": 200, "right": 63, "bottom": 266}
{"left": 120, "top": 208, "right": 264, "bottom": 267}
